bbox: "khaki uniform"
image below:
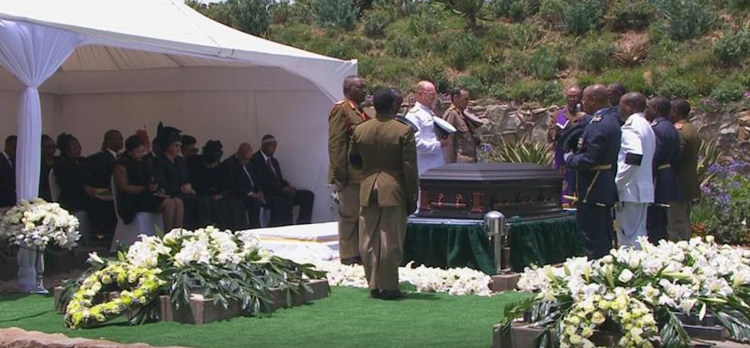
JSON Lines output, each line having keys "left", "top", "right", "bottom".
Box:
{"left": 350, "top": 114, "right": 418, "bottom": 290}
{"left": 668, "top": 119, "right": 702, "bottom": 241}
{"left": 442, "top": 104, "right": 480, "bottom": 163}
{"left": 328, "top": 98, "right": 371, "bottom": 259}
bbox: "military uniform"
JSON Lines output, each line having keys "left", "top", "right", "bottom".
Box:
{"left": 349, "top": 114, "right": 419, "bottom": 291}
{"left": 442, "top": 104, "right": 480, "bottom": 163}
{"left": 328, "top": 98, "right": 371, "bottom": 261}
{"left": 667, "top": 119, "right": 701, "bottom": 241}
{"left": 566, "top": 107, "right": 621, "bottom": 259}
{"left": 647, "top": 117, "right": 683, "bottom": 243}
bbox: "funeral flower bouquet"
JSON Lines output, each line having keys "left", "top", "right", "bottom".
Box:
{"left": 502, "top": 237, "right": 750, "bottom": 347}
{"left": 316, "top": 260, "right": 493, "bottom": 296}
{"left": 61, "top": 226, "right": 324, "bottom": 329}
{"left": 0, "top": 198, "right": 79, "bottom": 250}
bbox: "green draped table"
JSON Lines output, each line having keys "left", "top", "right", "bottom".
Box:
{"left": 402, "top": 214, "right": 583, "bottom": 274}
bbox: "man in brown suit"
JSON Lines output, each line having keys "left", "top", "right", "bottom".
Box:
{"left": 667, "top": 99, "right": 702, "bottom": 241}
{"left": 442, "top": 88, "right": 483, "bottom": 163}
{"left": 328, "top": 75, "right": 371, "bottom": 265}
{"left": 350, "top": 88, "right": 419, "bottom": 300}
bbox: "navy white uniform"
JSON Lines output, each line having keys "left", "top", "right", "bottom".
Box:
{"left": 647, "top": 117, "right": 683, "bottom": 243}
{"left": 615, "top": 112, "right": 655, "bottom": 248}
{"left": 566, "top": 107, "right": 621, "bottom": 259}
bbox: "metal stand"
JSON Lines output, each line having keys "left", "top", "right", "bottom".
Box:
{"left": 484, "top": 211, "right": 510, "bottom": 274}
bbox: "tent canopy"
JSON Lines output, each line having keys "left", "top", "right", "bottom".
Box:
{"left": 0, "top": 0, "right": 357, "bottom": 223}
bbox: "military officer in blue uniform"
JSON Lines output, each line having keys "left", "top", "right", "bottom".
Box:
{"left": 644, "top": 96, "right": 683, "bottom": 243}
{"left": 565, "top": 84, "right": 622, "bottom": 260}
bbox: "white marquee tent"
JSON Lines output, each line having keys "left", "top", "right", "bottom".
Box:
{"left": 0, "top": 0, "right": 356, "bottom": 223}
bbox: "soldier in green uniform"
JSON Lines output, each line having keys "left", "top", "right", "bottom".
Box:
{"left": 328, "top": 75, "right": 371, "bottom": 265}
{"left": 442, "top": 88, "right": 483, "bottom": 163}
{"left": 667, "top": 99, "right": 702, "bottom": 241}
{"left": 349, "top": 88, "right": 419, "bottom": 300}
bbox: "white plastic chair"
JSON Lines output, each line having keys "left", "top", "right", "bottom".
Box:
{"left": 110, "top": 176, "right": 164, "bottom": 252}
{"left": 259, "top": 207, "right": 271, "bottom": 228}
{"left": 49, "top": 169, "right": 91, "bottom": 241}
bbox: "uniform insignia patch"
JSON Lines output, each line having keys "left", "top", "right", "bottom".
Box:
{"left": 591, "top": 115, "right": 602, "bottom": 123}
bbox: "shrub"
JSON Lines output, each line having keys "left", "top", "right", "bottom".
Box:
{"left": 493, "top": 0, "right": 527, "bottom": 22}
{"left": 407, "top": 3, "right": 447, "bottom": 35}
{"left": 713, "top": 29, "right": 750, "bottom": 67}
{"left": 357, "top": 57, "right": 375, "bottom": 77}
{"left": 656, "top": 78, "right": 697, "bottom": 99}
{"left": 469, "top": 63, "right": 512, "bottom": 86}
{"left": 488, "top": 137, "right": 553, "bottom": 166}
{"left": 269, "top": 0, "right": 294, "bottom": 24}
{"left": 562, "top": 0, "right": 603, "bottom": 35}
{"left": 682, "top": 69, "right": 721, "bottom": 96}
{"left": 538, "top": 0, "right": 566, "bottom": 27}
{"left": 414, "top": 56, "right": 451, "bottom": 91}
{"left": 652, "top": 0, "right": 715, "bottom": 41}
{"left": 386, "top": 36, "right": 415, "bottom": 58}
{"left": 509, "top": 22, "right": 544, "bottom": 50}
{"left": 600, "top": 68, "right": 652, "bottom": 95}
{"left": 454, "top": 75, "right": 488, "bottom": 98}
{"left": 491, "top": 80, "right": 561, "bottom": 104}
{"left": 578, "top": 39, "right": 614, "bottom": 72}
{"left": 447, "top": 35, "right": 482, "bottom": 70}
{"left": 607, "top": 0, "right": 653, "bottom": 32}
{"left": 529, "top": 46, "right": 561, "bottom": 79}
{"left": 363, "top": 8, "right": 391, "bottom": 37}
{"left": 694, "top": 161, "right": 750, "bottom": 245}
{"left": 314, "top": 0, "right": 358, "bottom": 31}
{"left": 710, "top": 80, "right": 745, "bottom": 103}
{"left": 227, "top": 0, "right": 272, "bottom": 36}
{"left": 435, "top": 0, "right": 490, "bottom": 30}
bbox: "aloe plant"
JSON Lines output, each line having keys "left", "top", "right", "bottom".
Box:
{"left": 486, "top": 136, "right": 554, "bottom": 167}
{"left": 697, "top": 137, "right": 723, "bottom": 187}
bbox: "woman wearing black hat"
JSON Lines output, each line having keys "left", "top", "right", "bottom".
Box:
{"left": 113, "top": 135, "right": 183, "bottom": 232}
{"left": 187, "top": 140, "right": 248, "bottom": 230}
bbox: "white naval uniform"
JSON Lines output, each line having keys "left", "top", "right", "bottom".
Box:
{"left": 405, "top": 102, "right": 444, "bottom": 176}
{"left": 615, "top": 112, "right": 656, "bottom": 249}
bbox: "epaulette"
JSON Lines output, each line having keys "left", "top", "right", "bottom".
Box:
{"left": 591, "top": 115, "right": 603, "bottom": 123}
{"left": 650, "top": 120, "right": 658, "bottom": 127}
{"left": 335, "top": 100, "right": 346, "bottom": 105}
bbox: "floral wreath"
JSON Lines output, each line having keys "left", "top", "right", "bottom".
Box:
{"left": 64, "top": 263, "right": 164, "bottom": 329}
{"left": 560, "top": 292, "right": 659, "bottom": 348}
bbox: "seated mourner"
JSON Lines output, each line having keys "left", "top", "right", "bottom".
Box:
{"left": 220, "top": 143, "right": 265, "bottom": 229}
{"left": 187, "top": 140, "right": 248, "bottom": 230}
{"left": 251, "top": 134, "right": 314, "bottom": 226}
{"left": 114, "top": 135, "right": 183, "bottom": 231}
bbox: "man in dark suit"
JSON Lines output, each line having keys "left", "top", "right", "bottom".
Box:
{"left": 221, "top": 143, "right": 264, "bottom": 229}
{"left": 645, "top": 96, "right": 683, "bottom": 243}
{"left": 0, "top": 135, "right": 17, "bottom": 208}
{"left": 252, "top": 135, "right": 314, "bottom": 227}
{"left": 83, "top": 130, "right": 122, "bottom": 237}
{"left": 85, "top": 130, "right": 123, "bottom": 189}
{"left": 565, "top": 84, "right": 622, "bottom": 260}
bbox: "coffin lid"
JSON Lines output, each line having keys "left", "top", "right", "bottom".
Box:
{"left": 420, "top": 163, "right": 561, "bottom": 182}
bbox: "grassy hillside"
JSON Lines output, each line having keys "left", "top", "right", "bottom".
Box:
{"left": 188, "top": 0, "right": 750, "bottom": 108}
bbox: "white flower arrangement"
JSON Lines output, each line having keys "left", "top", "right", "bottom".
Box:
{"left": 315, "top": 260, "right": 493, "bottom": 296}
{"left": 0, "top": 198, "right": 79, "bottom": 249}
{"left": 505, "top": 237, "right": 750, "bottom": 347}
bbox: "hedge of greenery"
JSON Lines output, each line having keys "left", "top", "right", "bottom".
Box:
{"left": 186, "top": 0, "right": 750, "bottom": 107}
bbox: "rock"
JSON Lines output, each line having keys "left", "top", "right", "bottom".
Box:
{"left": 738, "top": 110, "right": 750, "bottom": 127}
{"left": 0, "top": 328, "right": 188, "bottom": 348}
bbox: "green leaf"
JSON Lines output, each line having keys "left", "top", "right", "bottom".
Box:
{"left": 715, "top": 310, "right": 750, "bottom": 343}
{"left": 658, "top": 308, "right": 691, "bottom": 348}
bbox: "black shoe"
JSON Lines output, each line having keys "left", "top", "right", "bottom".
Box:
{"left": 379, "top": 290, "right": 408, "bottom": 301}
{"left": 341, "top": 256, "right": 362, "bottom": 265}
{"left": 370, "top": 289, "right": 381, "bottom": 299}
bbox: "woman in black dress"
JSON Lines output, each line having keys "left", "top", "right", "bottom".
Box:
{"left": 187, "top": 140, "right": 248, "bottom": 230}
{"left": 113, "top": 136, "right": 183, "bottom": 231}
{"left": 39, "top": 134, "right": 58, "bottom": 202}
{"left": 152, "top": 131, "right": 212, "bottom": 229}
{"left": 54, "top": 133, "right": 94, "bottom": 213}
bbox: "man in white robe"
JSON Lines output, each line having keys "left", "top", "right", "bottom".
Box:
{"left": 405, "top": 81, "right": 449, "bottom": 176}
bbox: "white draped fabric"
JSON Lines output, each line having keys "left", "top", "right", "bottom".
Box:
{"left": 0, "top": 20, "right": 82, "bottom": 200}
{"left": 0, "top": 20, "right": 83, "bottom": 293}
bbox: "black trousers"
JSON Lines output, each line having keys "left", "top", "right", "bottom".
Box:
{"left": 576, "top": 203, "right": 614, "bottom": 260}
{"left": 242, "top": 196, "right": 262, "bottom": 229}
{"left": 646, "top": 205, "right": 668, "bottom": 243}
{"left": 266, "top": 190, "right": 315, "bottom": 227}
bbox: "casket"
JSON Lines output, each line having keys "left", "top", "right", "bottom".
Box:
{"left": 417, "top": 163, "right": 563, "bottom": 219}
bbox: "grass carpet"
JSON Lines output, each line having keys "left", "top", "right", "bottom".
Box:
{"left": 0, "top": 286, "right": 526, "bottom": 348}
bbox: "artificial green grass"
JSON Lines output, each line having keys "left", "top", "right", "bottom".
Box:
{"left": 0, "top": 286, "right": 527, "bottom": 348}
